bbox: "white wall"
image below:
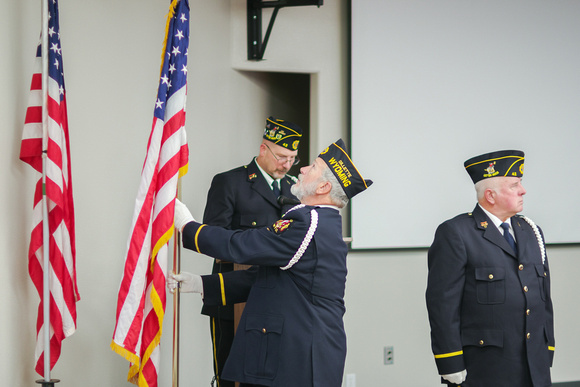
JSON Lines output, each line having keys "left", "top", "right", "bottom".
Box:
{"left": 1, "top": 0, "right": 578, "bottom": 386}
{"left": 351, "top": 0, "right": 580, "bottom": 249}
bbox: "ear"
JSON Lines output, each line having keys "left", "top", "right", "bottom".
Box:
{"left": 316, "top": 180, "right": 332, "bottom": 195}
{"left": 258, "top": 143, "right": 267, "bottom": 157}
{"left": 484, "top": 188, "right": 496, "bottom": 205}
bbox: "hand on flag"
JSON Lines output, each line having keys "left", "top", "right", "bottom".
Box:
{"left": 174, "top": 198, "right": 195, "bottom": 231}
{"left": 167, "top": 272, "right": 203, "bottom": 295}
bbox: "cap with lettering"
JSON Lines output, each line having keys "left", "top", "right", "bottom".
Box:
{"left": 318, "top": 138, "right": 373, "bottom": 199}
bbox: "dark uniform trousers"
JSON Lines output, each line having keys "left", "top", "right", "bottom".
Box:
{"left": 201, "top": 159, "right": 297, "bottom": 387}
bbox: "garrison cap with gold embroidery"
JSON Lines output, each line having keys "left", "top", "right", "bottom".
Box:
{"left": 264, "top": 116, "right": 302, "bottom": 150}
{"left": 318, "top": 138, "right": 373, "bottom": 199}
{"left": 464, "top": 149, "right": 525, "bottom": 184}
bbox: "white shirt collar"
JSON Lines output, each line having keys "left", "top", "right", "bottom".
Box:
{"left": 478, "top": 204, "right": 515, "bottom": 239}
{"left": 254, "top": 157, "right": 280, "bottom": 189}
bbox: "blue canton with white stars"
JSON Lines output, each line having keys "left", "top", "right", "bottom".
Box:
{"left": 155, "top": 0, "right": 190, "bottom": 120}
{"left": 38, "top": 0, "right": 66, "bottom": 103}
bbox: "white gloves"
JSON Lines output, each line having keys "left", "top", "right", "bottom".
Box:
{"left": 167, "top": 272, "right": 203, "bottom": 295}
{"left": 174, "top": 198, "right": 195, "bottom": 231}
{"left": 442, "top": 370, "right": 467, "bottom": 384}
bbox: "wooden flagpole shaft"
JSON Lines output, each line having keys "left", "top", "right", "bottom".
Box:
{"left": 172, "top": 231, "right": 181, "bottom": 387}
{"left": 172, "top": 179, "right": 182, "bottom": 387}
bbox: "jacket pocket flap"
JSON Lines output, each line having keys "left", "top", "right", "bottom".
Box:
{"left": 462, "top": 329, "right": 503, "bottom": 348}
{"left": 475, "top": 267, "right": 505, "bottom": 281}
{"left": 240, "top": 214, "right": 270, "bottom": 228}
{"left": 535, "top": 264, "right": 547, "bottom": 278}
{"left": 245, "top": 314, "right": 284, "bottom": 335}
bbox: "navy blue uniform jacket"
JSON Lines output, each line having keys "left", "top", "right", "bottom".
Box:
{"left": 183, "top": 205, "right": 348, "bottom": 387}
{"left": 201, "top": 158, "right": 297, "bottom": 320}
{"left": 426, "top": 205, "right": 555, "bottom": 387}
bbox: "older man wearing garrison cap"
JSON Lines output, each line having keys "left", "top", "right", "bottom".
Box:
{"left": 171, "top": 139, "right": 372, "bottom": 387}
{"left": 198, "top": 116, "right": 303, "bottom": 387}
{"left": 426, "top": 150, "right": 555, "bottom": 387}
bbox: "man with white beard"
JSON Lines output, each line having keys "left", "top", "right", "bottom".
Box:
{"left": 171, "top": 139, "right": 372, "bottom": 387}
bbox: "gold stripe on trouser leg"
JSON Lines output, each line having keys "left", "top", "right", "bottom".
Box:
{"left": 211, "top": 317, "right": 220, "bottom": 386}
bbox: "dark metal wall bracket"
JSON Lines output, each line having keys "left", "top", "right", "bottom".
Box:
{"left": 247, "top": 0, "right": 323, "bottom": 61}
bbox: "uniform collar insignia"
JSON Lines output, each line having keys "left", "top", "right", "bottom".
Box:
{"left": 480, "top": 221, "right": 488, "bottom": 228}
{"left": 249, "top": 173, "right": 257, "bottom": 180}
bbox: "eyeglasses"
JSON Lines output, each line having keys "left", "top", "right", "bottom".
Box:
{"left": 264, "top": 143, "right": 300, "bottom": 166}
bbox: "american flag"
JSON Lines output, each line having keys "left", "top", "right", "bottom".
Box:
{"left": 110, "top": 0, "right": 189, "bottom": 386}
{"left": 19, "top": 0, "right": 79, "bottom": 376}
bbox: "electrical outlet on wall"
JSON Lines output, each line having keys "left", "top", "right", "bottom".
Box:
{"left": 384, "top": 346, "right": 394, "bottom": 365}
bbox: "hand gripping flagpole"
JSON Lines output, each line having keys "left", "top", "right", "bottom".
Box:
{"left": 172, "top": 178, "right": 182, "bottom": 387}
{"left": 36, "top": 0, "right": 59, "bottom": 385}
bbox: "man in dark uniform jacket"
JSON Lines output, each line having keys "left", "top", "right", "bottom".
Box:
{"left": 201, "top": 116, "right": 302, "bottom": 387}
{"left": 171, "top": 139, "right": 372, "bottom": 387}
{"left": 426, "top": 150, "right": 555, "bottom": 387}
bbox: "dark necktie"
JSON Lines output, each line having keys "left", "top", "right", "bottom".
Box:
{"left": 272, "top": 180, "right": 281, "bottom": 197}
{"left": 500, "top": 222, "right": 517, "bottom": 254}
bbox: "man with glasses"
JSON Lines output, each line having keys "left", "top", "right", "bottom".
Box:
{"left": 200, "top": 116, "right": 302, "bottom": 387}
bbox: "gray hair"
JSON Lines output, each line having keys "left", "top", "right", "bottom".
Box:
{"left": 321, "top": 166, "right": 349, "bottom": 208}
{"left": 475, "top": 178, "right": 500, "bottom": 201}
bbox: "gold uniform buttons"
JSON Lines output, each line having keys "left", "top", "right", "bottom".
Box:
{"left": 262, "top": 328, "right": 266, "bottom": 334}
{"left": 488, "top": 274, "right": 494, "bottom": 280}
{"left": 251, "top": 221, "right": 257, "bottom": 226}
{"left": 523, "top": 286, "right": 529, "bottom": 292}
{"left": 526, "top": 333, "right": 531, "bottom": 339}
{"left": 518, "top": 264, "right": 524, "bottom": 271}
{"left": 479, "top": 340, "right": 484, "bottom": 345}
{"left": 526, "top": 309, "right": 531, "bottom": 316}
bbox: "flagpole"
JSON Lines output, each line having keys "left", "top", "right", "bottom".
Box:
{"left": 41, "top": 0, "right": 51, "bottom": 380}
{"left": 37, "top": 0, "right": 59, "bottom": 385}
{"left": 172, "top": 178, "right": 182, "bottom": 387}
